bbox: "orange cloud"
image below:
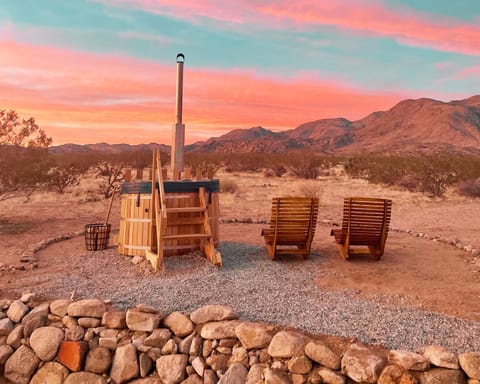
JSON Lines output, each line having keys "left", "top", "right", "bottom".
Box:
{"left": 98, "top": 0, "right": 480, "bottom": 55}
{"left": 1, "top": 40, "right": 410, "bottom": 145}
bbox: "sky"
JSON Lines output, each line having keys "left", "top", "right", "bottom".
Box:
{"left": 1, "top": 1, "right": 480, "bottom": 145}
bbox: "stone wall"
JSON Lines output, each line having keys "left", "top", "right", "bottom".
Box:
{"left": 0, "top": 294, "right": 479, "bottom": 384}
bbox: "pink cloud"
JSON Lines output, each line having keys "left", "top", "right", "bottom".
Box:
{"left": 455, "top": 65, "right": 480, "bottom": 80}
{"left": 95, "top": 0, "right": 480, "bottom": 55}
{"left": 0, "top": 39, "right": 412, "bottom": 145}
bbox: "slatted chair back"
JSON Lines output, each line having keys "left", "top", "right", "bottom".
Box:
{"left": 331, "top": 197, "right": 392, "bottom": 260}
{"left": 262, "top": 197, "right": 319, "bottom": 260}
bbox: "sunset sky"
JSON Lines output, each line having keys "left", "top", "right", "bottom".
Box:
{"left": 1, "top": 1, "right": 479, "bottom": 145}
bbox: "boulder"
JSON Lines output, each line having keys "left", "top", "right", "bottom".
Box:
{"left": 459, "top": 352, "right": 480, "bottom": 380}
{"left": 268, "top": 331, "right": 310, "bottom": 358}
{"left": 102, "top": 311, "right": 127, "bottom": 329}
{"left": 305, "top": 340, "right": 341, "bottom": 370}
{"left": 235, "top": 322, "right": 274, "bottom": 349}
{"left": 313, "top": 367, "right": 346, "bottom": 384}
{"left": 129, "top": 379, "right": 162, "bottom": 384}
{"left": 68, "top": 299, "right": 106, "bottom": 318}
{"left": 85, "top": 346, "right": 112, "bottom": 374}
{"left": 421, "top": 345, "right": 459, "bottom": 369}
{"left": 23, "top": 314, "right": 47, "bottom": 337}
{"left": 156, "top": 354, "right": 188, "bottom": 384}
{"left": 64, "top": 371, "right": 107, "bottom": 384}
{"left": 57, "top": 340, "right": 89, "bottom": 372}
{"left": 264, "top": 367, "right": 292, "bottom": 384}
{"left": 126, "top": 308, "right": 162, "bottom": 332}
{"left": 144, "top": 328, "right": 172, "bottom": 347}
{"left": 6, "top": 300, "right": 30, "bottom": 323}
{"left": 66, "top": 325, "right": 85, "bottom": 341}
{"left": 30, "top": 361, "right": 69, "bottom": 384}
{"left": 190, "top": 305, "right": 238, "bottom": 324}
{"left": 78, "top": 317, "right": 101, "bottom": 328}
{"left": 111, "top": 343, "right": 139, "bottom": 384}
{"left": 377, "top": 364, "right": 417, "bottom": 384}
{"left": 246, "top": 363, "right": 264, "bottom": 384}
{"left": 287, "top": 355, "right": 312, "bottom": 374}
{"left": 200, "top": 320, "right": 241, "bottom": 339}
{"left": 0, "top": 344, "right": 13, "bottom": 364}
{"left": 29, "top": 326, "right": 65, "bottom": 361}
{"left": 4, "top": 345, "right": 41, "bottom": 384}
{"left": 341, "top": 343, "right": 387, "bottom": 383}
{"left": 419, "top": 368, "right": 467, "bottom": 384}
{"left": 0, "top": 317, "right": 14, "bottom": 336}
{"left": 6, "top": 324, "right": 24, "bottom": 348}
{"left": 139, "top": 352, "right": 153, "bottom": 377}
{"left": 163, "top": 311, "right": 195, "bottom": 337}
{"left": 50, "top": 299, "right": 72, "bottom": 317}
{"left": 218, "top": 363, "right": 248, "bottom": 384}
{"left": 389, "top": 350, "right": 430, "bottom": 371}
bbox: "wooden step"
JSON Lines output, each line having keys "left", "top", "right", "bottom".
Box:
{"left": 166, "top": 207, "right": 206, "bottom": 214}
{"left": 162, "top": 233, "right": 211, "bottom": 240}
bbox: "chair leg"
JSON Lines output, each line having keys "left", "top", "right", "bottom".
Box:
{"left": 337, "top": 243, "right": 349, "bottom": 260}
{"left": 266, "top": 244, "right": 275, "bottom": 260}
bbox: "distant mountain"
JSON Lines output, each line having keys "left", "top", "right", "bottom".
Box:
{"left": 187, "top": 95, "right": 480, "bottom": 155}
{"left": 50, "top": 96, "right": 480, "bottom": 156}
{"left": 49, "top": 142, "right": 170, "bottom": 155}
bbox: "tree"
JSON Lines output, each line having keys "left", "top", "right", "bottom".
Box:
{"left": 46, "top": 165, "right": 82, "bottom": 193}
{"left": 96, "top": 162, "right": 124, "bottom": 198}
{"left": 0, "top": 109, "right": 52, "bottom": 148}
{"left": 0, "top": 109, "right": 53, "bottom": 200}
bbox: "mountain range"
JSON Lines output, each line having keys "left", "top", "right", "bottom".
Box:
{"left": 50, "top": 95, "right": 480, "bottom": 156}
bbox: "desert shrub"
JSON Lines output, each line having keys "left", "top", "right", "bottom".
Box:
{"left": 457, "top": 179, "right": 480, "bottom": 198}
{"left": 289, "top": 151, "right": 324, "bottom": 179}
{"left": 96, "top": 162, "right": 124, "bottom": 198}
{"left": 297, "top": 182, "right": 322, "bottom": 199}
{"left": 220, "top": 178, "right": 239, "bottom": 193}
{"left": 46, "top": 165, "right": 82, "bottom": 193}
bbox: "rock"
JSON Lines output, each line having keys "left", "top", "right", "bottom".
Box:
{"left": 230, "top": 345, "right": 249, "bottom": 367}
{"left": 162, "top": 338, "right": 178, "bottom": 354}
{"left": 206, "top": 353, "right": 229, "bottom": 372}
{"left": 341, "top": 343, "right": 387, "bottom": 383}
{"left": 305, "top": 340, "right": 341, "bottom": 370}
{"left": 102, "top": 311, "right": 127, "bottom": 329}
{"left": 163, "top": 311, "right": 195, "bottom": 337}
{"left": 68, "top": 299, "right": 106, "bottom": 318}
{"left": 0, "top": 317, "right": 14, "bottom": 335}
{"left": 156, "top": 354, "right": 188, "bottom": 384}
{"left": 6, "top": 324, "right": 24, "bottom": 348}
{"left": 85, "top": 346, "right": 112, "bottom": 374}
{"left": 6, "top": 300, "right": 30, "bottom": 323}
{"left": 20, "top": 292, "right": 37, "bottom": 303}
{"left": 288, "top": 355, "right": 312, "bottom": 374}
{"left": 22, "top": 303, "right": 50, "bottom": 323}
{"left": 23, "top": 313, "right": 48, "bottom": 337}
{"left": 78, "top": 317, "right": 101, "bottom": 328}
{"left": 419, "top": 368, "right": 467, "bottom": 384}
{"left": 66, "top": 325, "right": 85, "bottom": 341}
{"left": 204, "top": 369, "right": 219, "bottom": 384}
{"left": 314, "top": 367, "right": 346, "bottom": 384}
{"left": 140, "top": 352, "right": 153, "bottom": 377}
{"left": 135, "top": 304, "right": 160, "bottom": 314}
{"left": 30, "top": 326, "right": 65, "bottom": 361}
{"left": 57, "top": 340, "right": 89, "bottom": 372}
{"left": 459, "top": 352, "right": 480, "bottom": 380}
{"left": 268, "top": 331, "right": 310, "bottom": 358}
{"left": 389, "top": 350, "right": 430, "bottom": 371}
{"left": 246, "top": 363, "right": 264, "bottom": 384}
{"left": 4, "top": 345, "right": 41, "bottom": 384}
{"left": 50, "top": 299, "right": 72, "bottom": 317}
{"left": 64, "top": 371, "right": 107, "bottom": 384}
{"left": 111, "top": 343, "right": 139, "bottom": 384}
{"left": 190, "top": 305, "right": 238, "bottom": 324}
{"left": 63, "top": 315, "right": 78, "bottom": 328}
{"left": 235, "top": 322, "right": 274, "bottom": 349}
{"left": 192, "top": 356, "right": 206, "bottom": 377}
{"left": 177, "top": 332, "right": 195, "bottom": 354}
{"left": 126, "top": 309, "right": 162, "bottom": 332}
{"left": 144, "top": 328, "right": 172, "bottom": 347}
{"left": 200, "top": 320, "right": 241, "bottom": 339}
{"left": 30, "top": 361, "right": 69, "bottom": 384}
{"left": 129, "top": 379, "right": 162, "bottom": 384}
{"left": 190, "top": 335, "right": 202, "bottom": 356}
{"left": 377, "top": 365, "right": 417, "bottom": 384}
{"left": 421, "top": 345, "right": 459, "bottom": 369}
{"left": 264, "top": 367, "right": 292, "bottom": 384}
{"left": 0, "top": 344, "right": 13, "bottom": 364}
{"left": 218, "top": 363, "right": 248, "bottom": 384}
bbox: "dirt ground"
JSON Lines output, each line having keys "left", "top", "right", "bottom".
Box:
{"left": 1, "top": 171, "right": 479, "bottom": 321}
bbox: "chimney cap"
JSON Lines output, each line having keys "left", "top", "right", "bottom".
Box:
{"left": 176, "top": 53, "right": 185, "bottom": 63}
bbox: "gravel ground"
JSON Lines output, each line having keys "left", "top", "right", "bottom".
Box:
{"left": 24, "top": 239, "right": 480, "bottom": 354}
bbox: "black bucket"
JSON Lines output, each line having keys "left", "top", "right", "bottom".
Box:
{"left": 85, "top": 223, "right": 111, "bottom": 251}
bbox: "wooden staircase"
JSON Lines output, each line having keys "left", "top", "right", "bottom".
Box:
{"left": 146, "top": 151, "right": 222, "bottom": 271}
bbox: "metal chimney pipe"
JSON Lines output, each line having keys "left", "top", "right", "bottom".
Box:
{"left": 171, "top": 53, "right": 185, "bottom": 178}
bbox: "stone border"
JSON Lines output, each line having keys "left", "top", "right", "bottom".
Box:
{"left": 0, "top": 294, "right": 478, "bottom": 384}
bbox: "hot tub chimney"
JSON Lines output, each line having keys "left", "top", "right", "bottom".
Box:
{"left": 171, "top": 53, "right": 185, "bottom": 179}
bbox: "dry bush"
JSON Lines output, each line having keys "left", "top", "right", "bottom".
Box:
{"left": 457, "top": 179, "right": 480, "bottom": 198}
{"left": 297, "top": 182, "right": 323, "bottom": 199}
{"left": 220, "top": 178, "right": 239, "bottom": 193}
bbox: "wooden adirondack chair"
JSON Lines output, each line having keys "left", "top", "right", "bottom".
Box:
{"left": 330, "top": 197, "right": 392, "bottom": 260}
{"left": 261, "top": 197, "right": 319, "bottom": 260}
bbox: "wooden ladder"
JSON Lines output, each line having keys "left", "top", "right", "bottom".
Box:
{"left": 146, "top": 151, "right": 222, "bottom": 271}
